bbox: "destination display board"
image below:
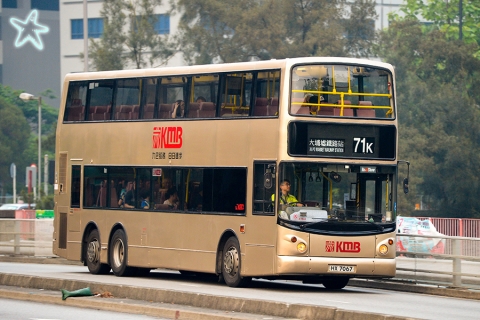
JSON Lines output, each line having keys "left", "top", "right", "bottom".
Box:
{"left": 288, "top": 122, "right": 396, "bottom": 160}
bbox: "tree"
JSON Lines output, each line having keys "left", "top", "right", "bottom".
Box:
{"left": 172, "top": 0, "right": 378, "bottom": 65}
{"left": 88, "top": 0, "right": 176, "bottom": 71}
{"left": 398, "top": 0, "right": 480, "bottom": 48}
{"left": 376, "top": 19, "right": 480, "bottom": 218}
{"left": 0, "top": 84, "right": 58, "bottom": 203}
{"left": 0, "top": 96, "right": 31, "bottom": 198}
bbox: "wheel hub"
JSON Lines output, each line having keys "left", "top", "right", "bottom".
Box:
{"left": 87, "top": 240, "right": 99, "bottom": 263}
{"left": 224, "top": 246, "right": 238, "bottom": 275}
{"left": 112, "top": 239, "right": 125, "bottom": 267}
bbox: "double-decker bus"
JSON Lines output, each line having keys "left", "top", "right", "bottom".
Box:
{"left": 53, "top": 57, "right": 406, "bottom": 289}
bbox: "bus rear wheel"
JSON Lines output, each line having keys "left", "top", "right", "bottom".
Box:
{"left": 110, "top": 229, "right": 135, "bottom": 277}
{"left": 322, "top": 276, "right": 349, "bottom": 290}
{"left": 222, "top": 237, "right": 250, "bottom": 287}
{"left": 86, "top": 229, "right": 110, "bottom": 274}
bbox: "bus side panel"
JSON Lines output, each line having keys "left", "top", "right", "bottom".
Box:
{"left": 242, "top": 215, "right": 277, "bottom": 276}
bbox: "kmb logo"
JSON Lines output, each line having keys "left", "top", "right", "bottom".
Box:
{"left": 153, "top": 126, "right": 183, "bottom": 149}
{"left": 325, "top": 241, "right": 361, "bottom": 253}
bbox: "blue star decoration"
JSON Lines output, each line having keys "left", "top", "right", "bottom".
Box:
{"left": 9, "top": 10, "right": 50, "bottom": 51}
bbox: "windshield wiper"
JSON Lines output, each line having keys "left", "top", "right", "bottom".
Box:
{"left": 300, "top": 219, "right": 329, "bottom": 229}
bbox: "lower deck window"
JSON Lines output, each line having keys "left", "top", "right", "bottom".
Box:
{"left": 81, "top": 166, "right": 246, "bottom": 214}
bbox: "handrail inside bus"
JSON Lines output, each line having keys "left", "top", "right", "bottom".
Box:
{"left": 320, "top": 172, "right": 333, "bottom": 211}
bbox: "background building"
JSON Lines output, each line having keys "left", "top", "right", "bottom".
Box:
{"left": 60, "top": 0, "right": 184, "bottom": 77}
{"left": 1, "top": 0, "right": 60, "bottom": 107}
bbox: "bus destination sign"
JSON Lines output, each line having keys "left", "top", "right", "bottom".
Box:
{"left": 309, "top": 139, "right": 345, "bottom": 154}
{"left": 288, "top": 122, "right": 396, "bottom": 160}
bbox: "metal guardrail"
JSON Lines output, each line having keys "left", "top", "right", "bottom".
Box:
{"left": 396, "top": 233, "right": 480, "bottom": 289}
{"left": 0, "top": 219, "right": 479, "bottom": 289}
{"left": 0, "top": 219, "right": 53, "bottom": 257}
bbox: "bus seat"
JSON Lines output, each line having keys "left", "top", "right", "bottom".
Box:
{"left": 254, "top": 97, "right": 268, "bottom": 116}
{"left": 130, "top": 105, "right": 139, "bottom": 120}
{"left": 317, "top": 107, "right": 335, "bottom": 116}
{"left": 155, "top": 203, "right": 170, "bottom": 210}
{"left": 71, "top": 99, "right": 82, "bottom": 106}
{"left": 110, "top": 187, "right": 119, "bottom": 208}
{"left": 143, "top": 104, "right": 155, "bottom": 119}
{"left": 199, "top": 102, "right": 216, "bottom": 118}
{"left": 269, "top": 98, "right": 279, "bottom": 116}
{"left": 292, "top": 98, "right": 308, "bottom": 114}
{"left": 96, "top": 182, "right": 107, "bottom": 207}
{"left": 90, "top": 105, "right": 110, "bottom": 121}
{"left": 116, "top": 105, "right": 133, "bottom": 120}
{"left": 158, "top": 103, "right": 172, "bottom": 119}
{"left": 188, "top": 102, "right": 201, "bottom": 118}
{"left": 336, "top": 100, "right": 351, "bottom": 105}
{"left": 334, "top": 108, "right": 354, "bottom": 116}
{"left": 357, "top": 101, "right": 375, "bottom": 117}
{"left": 67, "top": 105, "right": 84, "bottom": 121}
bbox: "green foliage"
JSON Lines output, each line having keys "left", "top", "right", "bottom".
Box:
{"left": 36, "top": 194, "right": 54, "bottom": 210}
{"left": 396, "top": 0, "right": 480, "bottom": 55}
{"left": 172, "top": 0, "right": 378, "bottom": 64}
{"left": 0, "top": 84, "right": 57, "bottom": 206}
{"left": 0, "top": 96, "right": 31, "bottom": 194}
{"left": 89, "top": 0, "right": 176, "bottom": 70}
{"left": 89, "top": 0, "right": 127, "bottom": 70}
{"left": 377, "top": 18, "right": 480, "bottom": 218}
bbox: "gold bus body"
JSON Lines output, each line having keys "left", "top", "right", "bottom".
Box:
{"left": 53, "top": 57, "right": 397, "bottom": 284}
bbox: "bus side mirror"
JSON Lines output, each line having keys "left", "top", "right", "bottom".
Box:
{"left": 403, "top": 178, "right": 409, "bottom": 194}
{"left": 264, "top": 172, "right": 273, "bottom": 189}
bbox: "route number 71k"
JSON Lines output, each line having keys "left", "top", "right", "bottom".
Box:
{"left": 353, "top": 137, "right": 374, "bottom": 154}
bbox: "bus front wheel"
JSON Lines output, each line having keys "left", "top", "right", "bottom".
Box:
{"left": 222, "top": 237, "right": 250, "bottom": 287}
{"left": 322, "top": 276, "right": 349, "bottom": 290}
{"left": 86, "top": 229, "right": 110, "bottom": 275}
{"left": 110, "top": 229, "right": 135, "bottom": 277}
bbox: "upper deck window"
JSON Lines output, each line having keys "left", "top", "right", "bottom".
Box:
{"left": 290, "top": 64, "right": 394, "bottom": 119}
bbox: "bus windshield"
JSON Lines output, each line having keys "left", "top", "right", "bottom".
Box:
{"left": 290, "top": 64, "right": 394, "bottom": 118}
{"left": 276, "top": 162, "right": 396, "bottom": 227}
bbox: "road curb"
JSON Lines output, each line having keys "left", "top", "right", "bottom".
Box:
{"left": 0, "top": 273, "right": 418, "bottom": 320}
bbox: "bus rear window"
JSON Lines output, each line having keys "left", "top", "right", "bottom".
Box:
{"left": 291, "top": 64, "right": 394, "bottom": 119}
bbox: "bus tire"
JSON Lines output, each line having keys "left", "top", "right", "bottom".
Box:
{"left": 85, "top": 229, "right": 110, "bottom": 275}
{"left": 222, "top": 237, "right": 250, "bottom": 287}
{"left": 322, "top": 276, "right": 349, "bottom": 290}
{"left": 110, "top": 229, "right": 135, "bottom": 277}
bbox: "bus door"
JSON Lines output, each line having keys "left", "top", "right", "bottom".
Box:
{"left": 357, "top": 173, "right": 393, "bottom": 222}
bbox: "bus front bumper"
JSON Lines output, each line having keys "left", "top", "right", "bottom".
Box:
{"left": 276, "top": 256, "right": 396, "bottom": 278}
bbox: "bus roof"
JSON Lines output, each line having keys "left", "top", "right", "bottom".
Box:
{"left": 64, "top": 57, "right": 394, "bottom": 82}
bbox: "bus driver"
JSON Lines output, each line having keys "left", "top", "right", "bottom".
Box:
{"left": 271, "top": 179, "right": 303, "bottom": 207}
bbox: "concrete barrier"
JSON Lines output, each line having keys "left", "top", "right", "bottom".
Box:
{"left": 0, "top": 273, "right": 418, "bottom": 320}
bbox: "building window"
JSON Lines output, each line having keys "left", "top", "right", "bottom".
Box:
{"left": 71, "top": 20, "right": 83, "bottom": 39}
{"left": 31, "top": 0, "right": 59, "bottom": 11}
{"left": 2, "top": 0, "right": 17, "bottom": 8}
{"left": 71, "top": 18, "right": 104, "bottom": 39}
{"left": 88, "top": 18, "right": 104, "bottom": 38}
{"left": 154, "top": 14, "right": 170, "bottom": 34}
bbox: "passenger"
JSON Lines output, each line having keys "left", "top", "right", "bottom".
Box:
{"left": 196, "top": 96, "right": 206, "bottom": 103}
{"left": 123, "top": 181, "right": 136, "bottom": 209}
{"left": 306, "top": 95, "right": 324, "bottom": 115}
{"left": 271, "top": 179, "right": 303, "bottom": 207}
{"left": 172, "top": 100, "right": 185, "bottom": 118}
{"left": 189, "top": 182, "right": 203, "bottom": 211}
{"left": 118, "top": 180, "right": 130, "bottom": 208}
{"left": 163, "top": 187, "right": 179, "bottom": 209}
{"left": 140, "top": 190, "right": 150, "bottom": 210}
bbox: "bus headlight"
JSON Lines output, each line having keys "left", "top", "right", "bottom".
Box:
{"left": 297, "top": 242, "right": 307, "bottom": 253}
{"left": 379, "top": 244, "right": 388, "bottom": 255}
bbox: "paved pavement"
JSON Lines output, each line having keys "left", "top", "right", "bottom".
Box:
{"left": 0, "top": 255, "right": 479, "bottom": 320}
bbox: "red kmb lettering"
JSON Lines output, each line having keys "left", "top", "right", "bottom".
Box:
{"left": 335, "top": 241, "right": 361, "bottom": 253}
{"left": 152, "top": 127, "right": 183, "bottom": 149}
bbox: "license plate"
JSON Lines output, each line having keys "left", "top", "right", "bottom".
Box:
{"left": 328, "top": 265, "right": 356, "bottom": 273}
